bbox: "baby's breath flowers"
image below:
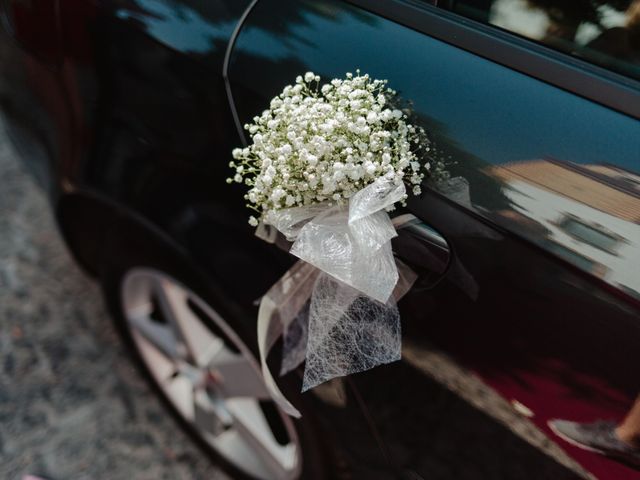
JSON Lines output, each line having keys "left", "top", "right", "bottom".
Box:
{"left": 228, "top": 71, "right": 432, "bottom": 227}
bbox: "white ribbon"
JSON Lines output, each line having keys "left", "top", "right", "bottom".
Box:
{"left": 257, "top": 179, "right": 416, "bottom": 417}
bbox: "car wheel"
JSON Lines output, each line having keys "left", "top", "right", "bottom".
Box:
{"left": 100, "top": 239, "right": 330, "bottom": 480}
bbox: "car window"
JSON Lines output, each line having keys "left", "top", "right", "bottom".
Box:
{"left": 438, "top": 0, "right": 640, "bottom": 81}
{"left": 558, "top": 215, "right": 622, "bottom": 253}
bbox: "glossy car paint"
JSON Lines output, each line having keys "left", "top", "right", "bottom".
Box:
{"left": 1, "top": 0, "right": 639, "bottom": 478}
{"left": 229, "top": 2, "right": 640, "bottom": 478}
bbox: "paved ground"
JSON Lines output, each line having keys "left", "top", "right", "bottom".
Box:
{"left": 0, "top": 117, "right": 231, "bottom": 480}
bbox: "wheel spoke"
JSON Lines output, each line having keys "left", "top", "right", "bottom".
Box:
{"left": 128, "top": 313, "right": 179, "bottom": 360}
{"left": 193, "top": 388, "right": 233, "bottom": 437}
{"left": 164, "top": 373, "right": 196, "bottom": 419}
{"left": 153, "top": 278, "right": 218, "bottom": 364}
{"left": 210, "top": 349, "right": 271, "bottom": 400}
{"left": 130, "top": 326, "right": 177, "bottom": 382}
{"left": 185, "top": 296, "right": 230, "bottom": 366}
{"left": 227, "top": 398, "right": 296, "bottom": 480}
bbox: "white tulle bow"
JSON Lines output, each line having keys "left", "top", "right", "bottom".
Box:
{"left": 257, "top": 178, "right": 416, "bottom": 417}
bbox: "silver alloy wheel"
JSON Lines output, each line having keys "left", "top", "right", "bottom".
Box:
{"left": 121, "top": 267, "right": 302, "bottom": 480}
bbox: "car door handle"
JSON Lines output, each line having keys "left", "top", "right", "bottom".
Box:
{"left": 392, "top": 213, "right": 451, "bottom": 289}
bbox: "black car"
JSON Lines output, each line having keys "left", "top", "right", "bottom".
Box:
{"left": 1, "top": 0, "right": 639, "bottom": 479}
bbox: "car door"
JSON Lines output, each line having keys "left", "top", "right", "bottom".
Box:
{"left": 227, "top": 0, "right": 640, "bottom": 478}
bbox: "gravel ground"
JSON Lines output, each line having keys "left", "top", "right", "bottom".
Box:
{"left": 0, "top": 112, "right": 593, "bottom": 480}
{"left": 0, "top": 117, "right": 231, "bottom": 480}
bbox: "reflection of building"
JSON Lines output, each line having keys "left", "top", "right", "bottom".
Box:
{"left": 487, "top": 159, "right": 640, "bottom": 298}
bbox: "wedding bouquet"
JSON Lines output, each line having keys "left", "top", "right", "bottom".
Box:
{"left": 229, "top": 71, "right": 431, "bottom": 225}
{"left": 228, "top": 71, "right": 434, "bottom": 417}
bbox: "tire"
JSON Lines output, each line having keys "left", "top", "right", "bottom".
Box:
{"left": 99, "top": 229, "right": 331, "bottom": 480}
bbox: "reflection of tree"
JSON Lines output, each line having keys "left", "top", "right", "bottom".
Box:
{"left": 528, "top": 0, "right": 631, "bottom": 22}
{"left": 457, "top": 0, "right": 633, "bottom": 42}
{"left": 113, "top": 0, "right": 243, "bottom": 25}
{"left": 231, "top": 0, "right": 378, "bottom": 124}
{"left": 241, "top": 0, "right": 378, "bottom": 53}
{"left": 526, "top": 0, "right": 632, "bottom": 37}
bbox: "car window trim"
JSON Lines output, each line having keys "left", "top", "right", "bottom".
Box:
{"left": 344, "top": 0, "right": 640, "bottom": 120}
{"left": 223, "top": 0, "right": 260, "bottom": 148}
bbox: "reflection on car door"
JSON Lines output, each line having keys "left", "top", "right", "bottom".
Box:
{"left": 228, "top": 1, "right": 640, "bottom": 478}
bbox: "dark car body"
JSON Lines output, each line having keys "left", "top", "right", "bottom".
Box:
{"left": 1, "top": 0, "right": 639, "bottom": 478}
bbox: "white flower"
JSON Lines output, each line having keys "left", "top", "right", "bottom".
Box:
{"left": 364, "top": 161, "right": 377, "bottom": 175}
{"left": 271, "top": 187, "right": 285, "bottom": 203}
{"left": 248, "top": 216, "right": 259, "bottom": 227}
{"left": 227, "top": 70, "right": 433, "bottom": 223}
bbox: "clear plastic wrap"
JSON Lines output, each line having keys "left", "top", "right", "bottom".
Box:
{"left": 276, "top": 178, "right": 405, "bottom": 303}
{"left": 257, "top": 179, "right": 416, "bottom": 417}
